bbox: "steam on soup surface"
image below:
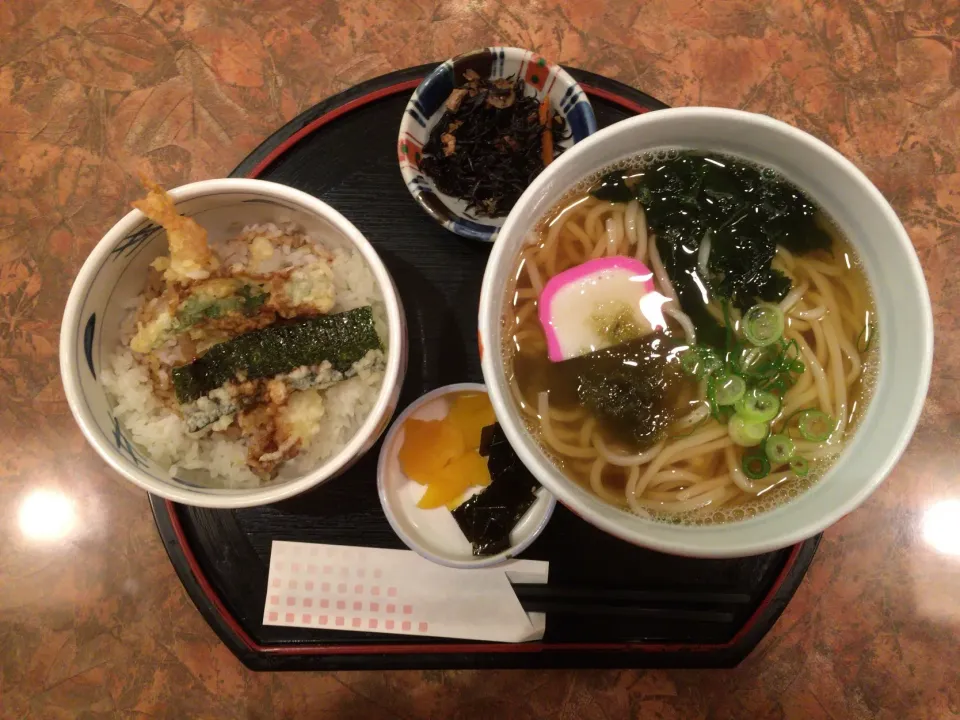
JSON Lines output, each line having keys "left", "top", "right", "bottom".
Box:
{"left": 504, "top": 150, "right": 878, "bottom": 524}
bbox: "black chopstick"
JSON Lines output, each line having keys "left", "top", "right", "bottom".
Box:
{"left": 520, "top": 602, "right": 734, "bottom": 623}
{"left": 513, "top": 584, "right": 752, "bottom": 606}
{"left": 511, "top": 585, "right": 745, "bottom": 623}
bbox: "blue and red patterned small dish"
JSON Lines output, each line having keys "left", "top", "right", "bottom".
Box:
{"left": 397, "top": 47, "right": 598, "bottom": 243}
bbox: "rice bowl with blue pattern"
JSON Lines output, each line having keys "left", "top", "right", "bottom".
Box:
{"left": 60, "top": 179, "right": 407, "bottom": 508}
{"left": 398, "top": 47, "right": 597, "bottom": 242}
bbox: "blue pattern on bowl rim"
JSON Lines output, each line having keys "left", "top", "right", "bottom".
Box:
{"left": 74, "top": 215, "right": 209, "bottom": 489}
{"left": 397, "top": 47, "right": 598, "bottom": 243}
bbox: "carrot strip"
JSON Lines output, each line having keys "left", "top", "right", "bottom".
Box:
{"left": 539, "top": 97, "right": 554, "bottom": 166}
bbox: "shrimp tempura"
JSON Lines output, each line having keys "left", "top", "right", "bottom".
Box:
{"left": 133, "top": 179, "right": 219, "bottom": 283}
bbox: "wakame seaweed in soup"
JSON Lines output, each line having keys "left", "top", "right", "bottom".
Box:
{"left": 595, "top": 151, "right": 833, "bottom": 348}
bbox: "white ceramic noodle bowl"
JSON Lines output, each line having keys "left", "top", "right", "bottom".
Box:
{"left": 61, "top": 179, "right": 407, "bottom": 508}
{"left": 479, "top": 108, "right": 933, "bottom": 558}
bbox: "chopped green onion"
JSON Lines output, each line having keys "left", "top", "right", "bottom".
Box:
{"left": 735, "top": 388, "right": 781, "bottom": 423}
{"left": 781, "top": 339, "right": 802, "bottom": 372}
{"left": 777, "top": 408, "right": 807, "bottom": 434}
{"left": 742, "top": 452, "right": 771, "bottom": 479}
{"left": 720, "top": 335, "right": 806, "bottom": 396}
{"left": 680, "top": 347, "right": 722, "bottom": 378}
{"left": 722, "top": 300, "right": 734, "bottom": 354}
{"left": 797, "top": 409, "right": 834, "bottom": 442}
{"left": 735, "top": 344, "right": 782, "bottom": 382}
{"left": 714, "top": 375, "right": 746, "bottom": 406}
{"left": 743, "top": 303, "right": 785, "bottom": 347}
{"left": 729, "top": 415, "right": 768, "bottom": 447}
{"left": 680, "top": 348, "right": 699, "bottom": 375}
{"left": 764, "top": 434, "right": 795, "bottom": 465}
{"left": 790, "top": 456, "right": 810, "bottom": 476}
{"left": 717, "top": 405, "right": 735, "bottom": 423}
{"left": 706, "top": 376, "right": 720, "bottom": 419}
{"left": 764, "top": 378, "right": 787, "bottom": 395}
{"left": 700, "top": 349, "right": 723, "bottom": 376}
{"left": 736, "top": 345, "right": 765, "bottom": 372}
{"left": 856, "top": 321, "right": 876, "bottom": 353}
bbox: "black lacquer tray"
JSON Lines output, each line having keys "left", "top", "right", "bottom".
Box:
{"left": 150, "top": 65, "right": 820, "bottom": 671}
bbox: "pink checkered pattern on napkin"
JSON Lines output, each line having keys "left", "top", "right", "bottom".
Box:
{"left": 262, "top": 541, "right": 549, "bottom": 642}
{"left": 264, "top": 542, "right": 430, "bottom": 633}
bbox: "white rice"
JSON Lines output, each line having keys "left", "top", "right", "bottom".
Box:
{"left": 101, "top": 225, "right": 387, "bottom": 488}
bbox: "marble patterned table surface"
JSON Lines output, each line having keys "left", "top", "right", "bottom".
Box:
{"left": 1, "top": 1, "right": 957, "bottom": 718}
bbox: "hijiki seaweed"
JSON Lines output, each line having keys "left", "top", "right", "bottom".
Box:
{"left": 420, "top": 70, "right": 570, "bottom": 218}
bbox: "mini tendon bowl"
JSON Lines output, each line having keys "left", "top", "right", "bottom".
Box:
{"left": 478, "top": 107, "right": 933, "bottom": 559}
{"left": 377, "top": 383, "right": 556, "bottom": 568}
{"left": 398, "top": 46, "right": 598, "bottom": 242}
{"left": 61, "top": 178, "right": 408, "bottom": 509}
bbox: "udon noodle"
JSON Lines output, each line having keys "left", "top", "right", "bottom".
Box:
{"left": 504, "top": 153, "right": 878, "bottom": 524}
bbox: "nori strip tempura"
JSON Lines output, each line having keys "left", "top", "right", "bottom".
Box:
{"left": 172, "top": 306, "right": 381, "bottom": 403}
{"left": 452, "top": 423, "right": 540, "bottom": 556}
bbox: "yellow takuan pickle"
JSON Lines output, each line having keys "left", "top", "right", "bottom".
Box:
{"left": 397, "top": 393, "right": 496, "bottom": 509}
{"left": 398, "top": 418, "right": 464, "bottom": 484}
{"left": 446, "top": 392, "right": 497, "bottom": 448}
{"left": 416, "top": 453, "right": 491, "bottom": 509}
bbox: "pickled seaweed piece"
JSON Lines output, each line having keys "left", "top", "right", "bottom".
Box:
{"left": 172, "top": 306, "right": 380, "bottom": 403}
{"left": 478, "top": 423, "right": 497, "bottom": 455}
{"left": 452, "top": 423, "right": 540, "bottom": 556}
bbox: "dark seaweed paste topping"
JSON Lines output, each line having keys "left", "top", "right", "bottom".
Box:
{"left": 513, "top": 332, "right": 693, "bottom": 452}
{"left": 569, "top": 334, "right": 688, "bottom": 449}
{"left": 593, "top": 152, "right": 833, "bottom": 348}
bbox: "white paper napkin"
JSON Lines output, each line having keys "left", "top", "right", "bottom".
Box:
{"left": 263, "top": 541, "right": 548, "bottom": 642}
